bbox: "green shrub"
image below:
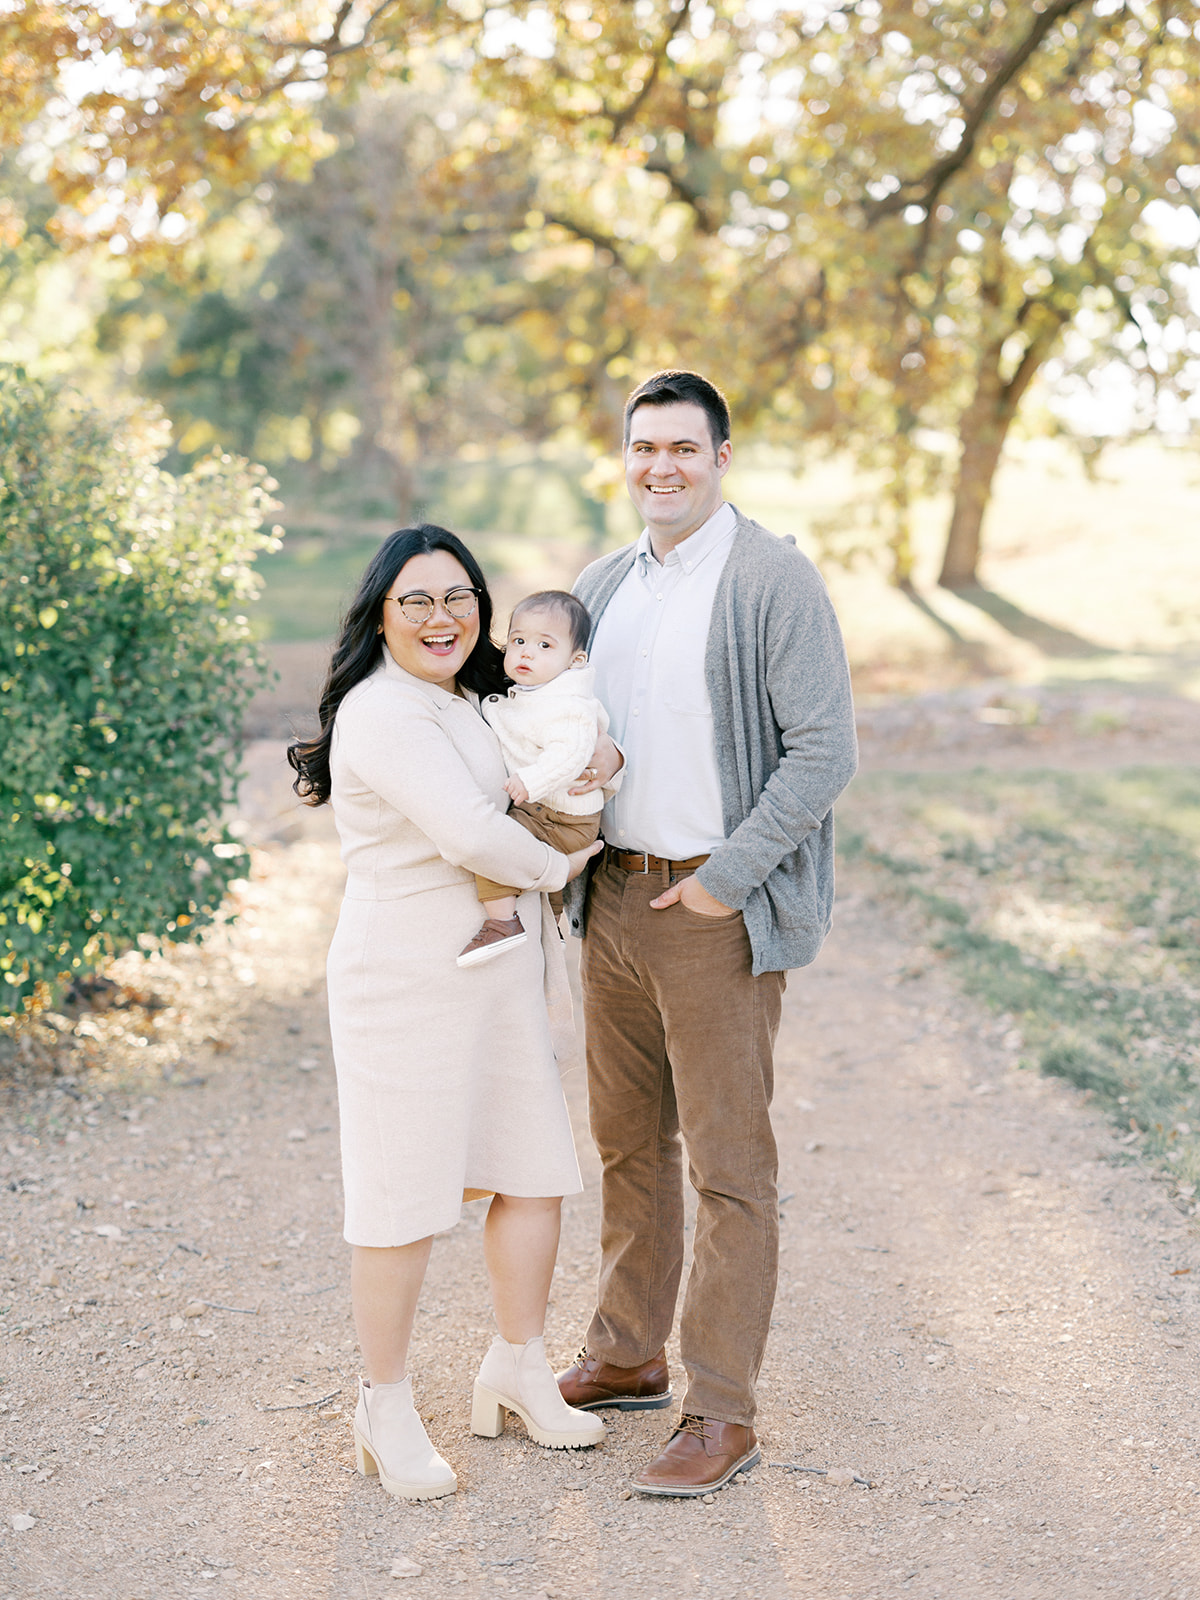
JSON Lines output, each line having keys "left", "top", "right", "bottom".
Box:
{"left": 0, "top": 368, "right": 279, "bottom": 1011}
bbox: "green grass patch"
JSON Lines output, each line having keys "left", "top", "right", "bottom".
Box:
{"left": 251, "top": 530, "right": 384, "bottom": 642}
{"left": 838, "top": 769, "right": 1200, "bottom": 1188}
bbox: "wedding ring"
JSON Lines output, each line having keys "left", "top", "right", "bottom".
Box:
{"left": 585, "top": 766, "right": 597, "bottom": 778}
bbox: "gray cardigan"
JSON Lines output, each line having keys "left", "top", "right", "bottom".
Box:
{"left": 564, "top": 507, "right": 858, "bottom": 975}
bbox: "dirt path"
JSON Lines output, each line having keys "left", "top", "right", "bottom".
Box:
{"left": 2, "top": 741, "right": 1198, "bottom": 1600}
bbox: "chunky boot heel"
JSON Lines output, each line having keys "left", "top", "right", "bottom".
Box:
{"left": 353, "top": 1376, "right": 456, "bottom": 1500}
{"left": 471, "top": 1383, "right": 506, "bottom": 1438}
{"left": 473, "top": 1336, "right": 605, "bottom": 1450}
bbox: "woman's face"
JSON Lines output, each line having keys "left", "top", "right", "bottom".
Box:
{"left": 380, "top": 550, "right": 482, "bottom": 691}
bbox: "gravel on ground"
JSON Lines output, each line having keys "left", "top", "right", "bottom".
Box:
{"left": 1, "top": 725, "right": 1197, "bottom": 1600}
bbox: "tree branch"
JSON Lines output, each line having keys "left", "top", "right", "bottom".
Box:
{"left": 1001, "top": 304, "right": 1068, "bottom": 413}
{"left": 258, "top": 0, "right": 410, "bottom": 94}
{"left": 642, "top": 154, "right": 714, "bottom": 229}
{"left": 602, "top": 4, "right": 690, "bottom": 137}
{"left": 541, "top": 212, "right": 634, "bottom": 273}
{"left": 866, "top": 0, "right": 1092, "bottom": 224}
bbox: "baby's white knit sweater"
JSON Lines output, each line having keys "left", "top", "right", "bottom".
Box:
{"left": 481, "top": 665, "right": 608, "bottom": 816}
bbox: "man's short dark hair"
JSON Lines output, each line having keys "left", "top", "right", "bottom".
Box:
{"left": 622, "top": 370, "right": 731, "bottom": 457}
{"left": 510, "top": 590, "right": 592, "bottom": 656}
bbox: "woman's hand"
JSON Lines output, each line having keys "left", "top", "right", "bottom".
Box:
{"left": 568, "top": 732, "right": 623, "bottom": 796}
{"left": 563, "top": 840, "right": 604, "bottom": 882}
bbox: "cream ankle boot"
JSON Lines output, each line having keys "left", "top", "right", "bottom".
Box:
{"left": 472, "top": 1336, "right": 606, "bottom": 1450}
{"left": 354, "top": 1376, "right": 457, "bottom": 1500}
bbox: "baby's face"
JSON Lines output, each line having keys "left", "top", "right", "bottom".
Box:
{"left": 504, "top": 609, "right": 583, "bottom": 686}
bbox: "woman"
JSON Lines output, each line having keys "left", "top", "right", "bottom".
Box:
{"left": 288, "top": 526, "right": 612, "bottom": 1501}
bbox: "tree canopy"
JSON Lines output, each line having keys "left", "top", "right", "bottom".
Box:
{"left": 5, "top": 1, "right": 1198, "bottom": 583}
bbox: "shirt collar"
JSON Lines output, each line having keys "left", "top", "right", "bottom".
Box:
{"left": 380, "top": 643, "right": 461, "bottom": 709}
{"left": 635, "top": 500, "right": 738, "bottom": 575}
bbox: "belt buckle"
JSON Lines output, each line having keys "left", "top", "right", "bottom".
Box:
{"left": 611, "top": 846, "right": 649, "bottom": 873}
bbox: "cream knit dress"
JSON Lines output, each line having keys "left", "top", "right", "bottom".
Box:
{"left": 326, "top": 647, "right": 582, "bottom": 1247}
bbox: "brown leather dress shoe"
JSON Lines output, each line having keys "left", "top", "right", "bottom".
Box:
{"left": 631, "top": 1416, "right": 760, "bottom": 1497}
{"left": 555, "top": 1346, "right": 672, "bottom": 1412}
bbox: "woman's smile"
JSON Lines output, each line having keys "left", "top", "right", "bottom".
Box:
{"left": 421, "top": 632, "right": 459, "bottom": 656}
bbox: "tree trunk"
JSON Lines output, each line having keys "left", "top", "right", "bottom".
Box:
{"left": 938, "top": 381, "right": 1008, "bottom": 589}
{"left": 938, "top": 310, "right": 1065, "bottom": 590}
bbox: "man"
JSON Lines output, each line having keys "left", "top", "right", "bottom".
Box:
{"left": 557, "top": 370, "right": 858, "bottom": 1497}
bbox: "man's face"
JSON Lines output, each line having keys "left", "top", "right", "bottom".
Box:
{"left": 624, "top": 400, "right": 732, "bottom": 549}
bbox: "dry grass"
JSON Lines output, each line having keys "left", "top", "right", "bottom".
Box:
{"left": 839, "top": 767, "right": 1200, "bottom": 1195}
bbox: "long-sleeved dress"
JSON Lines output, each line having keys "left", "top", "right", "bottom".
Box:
{"left": 326, "top": 647, "right": 581, "bottom": 1247}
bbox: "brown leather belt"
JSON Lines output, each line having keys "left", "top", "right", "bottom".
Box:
{"left": 604, "top": 845, "right": 710, "bottom": 875}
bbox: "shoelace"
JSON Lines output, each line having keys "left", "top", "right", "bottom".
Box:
{"left": 677, "top": 1414, "right": 711, "bottom": 1444}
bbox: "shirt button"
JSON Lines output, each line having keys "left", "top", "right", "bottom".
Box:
{"left": 656, "top": 593, "right": 663, "bottom": 601}
{"left": 632, "top": 708, "right": 640, "bottom": 716}
{"left": 641, "top": 650, "right": 648, "bottom": 657}
{"left": 619, "top": 829, "right": 626, "bottom": 838}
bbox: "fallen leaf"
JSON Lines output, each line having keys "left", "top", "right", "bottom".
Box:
{"left": 183, "top": 1302, "right": 206, "bottom": 1318}
{"left": 978, "top": 1421, "right": 996, "bottom": 1438}
{"left": 390, "top": 1558, "right": 422, "bottom": 1579}
{"left": 825, "top": 1466, "right": 857, "bottom": 1488}
{"left": 1014, "top": 1412, "right": 1031, "bottom": 1425}
{"left": 10, "top": 1513, "right": 35, "bottom": 1532}
{"left": 179, "top": 1412, "right": 204, "bottom": 1426}
{"left": 94, "top": 1224, "right": 122, "bottom": 1239}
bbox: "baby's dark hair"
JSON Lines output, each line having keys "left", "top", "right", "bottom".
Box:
{"left": 510, "top": 590, "right": 591, "bottom": 656}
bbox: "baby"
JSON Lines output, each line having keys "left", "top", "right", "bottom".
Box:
{"left": 457, "top": 590, "right": 608, "bottom": 967}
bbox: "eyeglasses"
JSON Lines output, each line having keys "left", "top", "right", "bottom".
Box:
{"left": 387, "top": 587, "right": 480, "bottom": 625}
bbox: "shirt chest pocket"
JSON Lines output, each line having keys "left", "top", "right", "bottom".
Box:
{"left": 653, "top": 603, "right": 714, "bottom": 718}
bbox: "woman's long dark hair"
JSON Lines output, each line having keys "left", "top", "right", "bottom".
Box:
{"left": 287, "top": 525, "right": 506, "bottom": 806}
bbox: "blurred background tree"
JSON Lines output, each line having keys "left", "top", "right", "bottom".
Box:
{"left": 476, "top": 0, "right": 1200, "bottom": 586}
{"left": 3, "top": 0, "right": 1198, "bottom": 582}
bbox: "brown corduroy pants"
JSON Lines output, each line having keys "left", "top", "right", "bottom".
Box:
{"left": 579, "top": 856, "right": 786, "bottom": 1426}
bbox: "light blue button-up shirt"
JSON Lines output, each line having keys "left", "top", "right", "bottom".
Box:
{"left": 588, "top": 501, "right": 737, "bottom": 858}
